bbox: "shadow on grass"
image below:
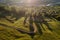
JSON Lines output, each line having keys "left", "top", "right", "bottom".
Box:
{"left": 23, "top": 12, "right": 53, "bottom": 38}
{"left": 0, "top": 6, "right": 26, "bottom": 23}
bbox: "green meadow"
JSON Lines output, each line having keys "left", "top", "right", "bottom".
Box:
{"left": 0, "top": 5, "right": 60, "bottom": 40}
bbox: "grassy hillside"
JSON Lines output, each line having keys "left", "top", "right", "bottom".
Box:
{"left": 0, "top": 5, "right": 60, "bottom": 40}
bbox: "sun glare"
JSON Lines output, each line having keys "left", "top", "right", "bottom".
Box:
{"left": 27, "top": 0, "right": 32, "bottom": 3}
{"left": 26, "top": 0, "right": 37, "bottom": 4}
{"left": 11, "top": 0, "right": 41, "bottom": 6}
{"left": 24, "top": 0, "right": 38, "bottom": 6}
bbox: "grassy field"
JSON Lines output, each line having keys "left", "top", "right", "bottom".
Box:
{"left": 0, "top": 5, "right": 60, "bottom": 40}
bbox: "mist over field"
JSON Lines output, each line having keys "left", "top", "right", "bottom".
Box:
{"left": 0, "top": 0, "right": 60, "bottom": 40}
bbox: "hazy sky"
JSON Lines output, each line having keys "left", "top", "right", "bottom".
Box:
{"left": 0, "top": 0, "right": 60, "bottom": 6}
{"left": 0, "top": 0, "right": 60, "bottom": 3}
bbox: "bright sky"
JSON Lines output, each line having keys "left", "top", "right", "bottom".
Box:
{"left": 0, "top": 0, "right": 60, "bottom": 6}
{"left": 0, "top": 0, "right": 43, "bottom": 4}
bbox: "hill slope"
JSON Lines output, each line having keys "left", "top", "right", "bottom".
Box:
{"left": 0, "top": 6, "right": 60, "bottom": 40}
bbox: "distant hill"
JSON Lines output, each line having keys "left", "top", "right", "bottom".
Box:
{"left": 46, "top": 2, "right": 60, "bottom": 6}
